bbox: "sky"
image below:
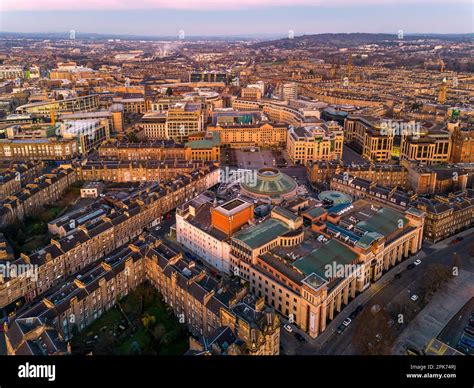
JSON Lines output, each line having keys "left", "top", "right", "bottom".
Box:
{"left": 0, "top": 0, "right": 472, "bottom": 37}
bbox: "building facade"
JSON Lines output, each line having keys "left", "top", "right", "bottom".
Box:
{"left": 208, "top": 122, "right": 287, "bottom": 148}
{"left": 4, "top": 235, "right": 280, "bottom": 356}
{"left": 0, "top": 165, "right": 220, "bottom": 311}
{"left": 344, "top": 116, "right": 394, "bottom": 162}
{"left": 286, "top": 122, "right": 344, "bottom": 164}
{"left": 0, "top": 138, "right": 78, "bottom": 160}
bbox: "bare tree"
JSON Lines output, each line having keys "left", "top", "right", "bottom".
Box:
{"left": 469, "top": 243, "right": 474, "bottom": 258}
{"left": 352, "top": 301, "right": 397, "bottom": 355}
{"left": 419, "top": 264, "right": 452, "bottom": 299}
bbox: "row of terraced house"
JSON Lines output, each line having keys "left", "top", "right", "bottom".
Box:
{"left": 0, "top": 164, "right": 219, "bottom": 313}
{"left": 4, "top": 233, "right": 280, "bottom": 356}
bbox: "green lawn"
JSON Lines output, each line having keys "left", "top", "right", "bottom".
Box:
{"left": 117, "top": 327, "right": 151, "bottom": 355}
{"left": 71, "top": 285, "right": 189, "bottom": 355}
{"left": 1, "top": 185, "right": 82, "bottom": 255}
{"left": 3, "top": 206, "right": 67, "bottom": 255}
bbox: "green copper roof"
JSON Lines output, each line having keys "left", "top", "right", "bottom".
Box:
{"left": 185, "top": 132, "right": 220, "bottom": 149}
{"left": 356, "top": 207, "right": 407, "bottom": 238}
{"left": 293, "top": 239, "right": 358, "bottom": 279}
{"left": 273, "top": 206, "right": 299, "bottom": 221}
{"left": 356, "top": 231, "right": 383, "bottom": 249}
{"left": 302, "top": 207, "right": 326, "bottom": 219}
{"left": 232, "top": 218, "right": 289, "bottom": 249}
{"left": 318, "top": 190, "right": 352, "bottom": 206}
{"left": 241, "top": 168, "right": 297, "bottom": 197}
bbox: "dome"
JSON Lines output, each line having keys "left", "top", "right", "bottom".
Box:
{"left": 318, "top": 190, "right": 352, "bottom": 206}
{"left": 241, "top": 168, "right": 298, "bottom": 204}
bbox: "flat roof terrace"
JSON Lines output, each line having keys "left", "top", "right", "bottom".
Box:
{"left": 221, "top": 198, "right": 245, "bottom": 211}
{"left": 232, "top": 218, "right": 289, "bottom": 250}
{"left": 339, "top": 199, "right": 410, "bottom": 241}
{"left": 293, "top": 239, "right": 359, "bottom": 280}
{"left": 214, "top": 198, "right": 253, "bottom": 217}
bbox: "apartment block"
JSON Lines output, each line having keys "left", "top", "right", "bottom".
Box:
{"left": 344, "top": 115, "right": 394, "bottom": 162}
{"left": 0, "top": 138, "right": 78, "bottom": 161}
{"left": 0, "top": 165, "right": 220, "bottom": 312}
{"left": 4, "top": 235, "right": 280, "bottom": 356}
{"left": 0, "top": 167, "right": 77, "bottom": 227}
{"left": 287, "top": 122, "right": 344, "bottom": 164}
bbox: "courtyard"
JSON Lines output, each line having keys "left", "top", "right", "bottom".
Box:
{"left": 71, "top": 284, "right": 189, "bottom": 355}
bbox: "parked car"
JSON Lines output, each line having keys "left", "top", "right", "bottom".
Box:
{"left": 464, "top": 326, "right": 474, "bottom": 336}
{"left": 394, "top": 273, "right": 402, "bottom": 279}
{"left": 354, "top": 305, "right": 364, "bottom": 314}
{"left": 336, "top": 324, "right": 346, "bottom": 334}
{"left": 407, "top": 264, "right": 416, "bottom": 270}
{"left": 406, "top": 346, "right": 422, "bottom": 355}
{"left": 283, "top": 324, "right": 293, "bottom": 333}
{"left": 342, "top": 318, "right": 352, "bottom": 327}
{"left": 459, "top": 332, "right": 474, "bottom": 347}
{"left": 410, "top": 294, "right": 419, "bottom": 302}
{"left": 294, "top": 332, "right": 306, "bottom": 342}
{"left": 414, "top": 259, "right": 422, "bottom": 266}
{"left": 451, "top": 236, "right": 464, "bottom": 244}
{"left": 350, "top": 305, "right": 363, "bottom": 319}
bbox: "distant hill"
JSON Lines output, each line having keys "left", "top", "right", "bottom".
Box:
{"left": 250, "top": 32, "right": 474, "bottom": 49}
{"left": 0, "top": 31, "right": 257, "bottom": 42}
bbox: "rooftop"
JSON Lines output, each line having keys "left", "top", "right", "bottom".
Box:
{"left": 356, "top": 206, "right": 408, "bottom": 238}
{"left": 232, "top": 218, "right": 290, "bottom": 250}
{"left": 241, "top": 168, "right": 297, "bottom": 199}
{"left": 293, "top": 239, "right": 358, "bottom": 279}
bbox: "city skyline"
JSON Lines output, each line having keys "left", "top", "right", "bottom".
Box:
{"left": 0, "top": 1, "right": 473, "bottom": 382}
{"left": 1, "top": 1, "right": 473, "bottom": 36}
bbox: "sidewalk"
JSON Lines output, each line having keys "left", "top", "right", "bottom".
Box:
{"left": 426, "top": 226, "right": 474, "bottom": 250}
{"left": 392, "top": 270, "right": 474, "bottom": 355}
{"left": 309, "top": 250, "right": 427, "bottom": 349}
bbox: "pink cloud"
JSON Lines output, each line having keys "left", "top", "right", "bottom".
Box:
{"left": 1, "top": 0, "right": 465, "bottom": 12}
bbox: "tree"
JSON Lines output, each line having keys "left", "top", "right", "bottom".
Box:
{"left": 152, "top": 324, "right": 166, "bottom": 342}
{"left": 160, "top": 329, "right": 178, "bottom": 347}
{"left": 420, "top": 264, "right": 452, "bottom": 299}
{"left": 351, "top": 301, "right": 396, "bottom": 355}
{"left": 141, "top": 313, "right": 156, "bottom": 330}
{"left": 16, "top": 229, "right": 26, "bottom": 245}
{"left": 165, "top": 87, "right": 173, "bottom": 96}
{"left": 94, "top": 331, "right": 116, "bottom": 355}
{"left": 126, "top": 132, "right": 139, "bottom": 143}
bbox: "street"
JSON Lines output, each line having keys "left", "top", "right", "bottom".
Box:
{"left": 280, "top": 229, "right": 474, "bottom": 355}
